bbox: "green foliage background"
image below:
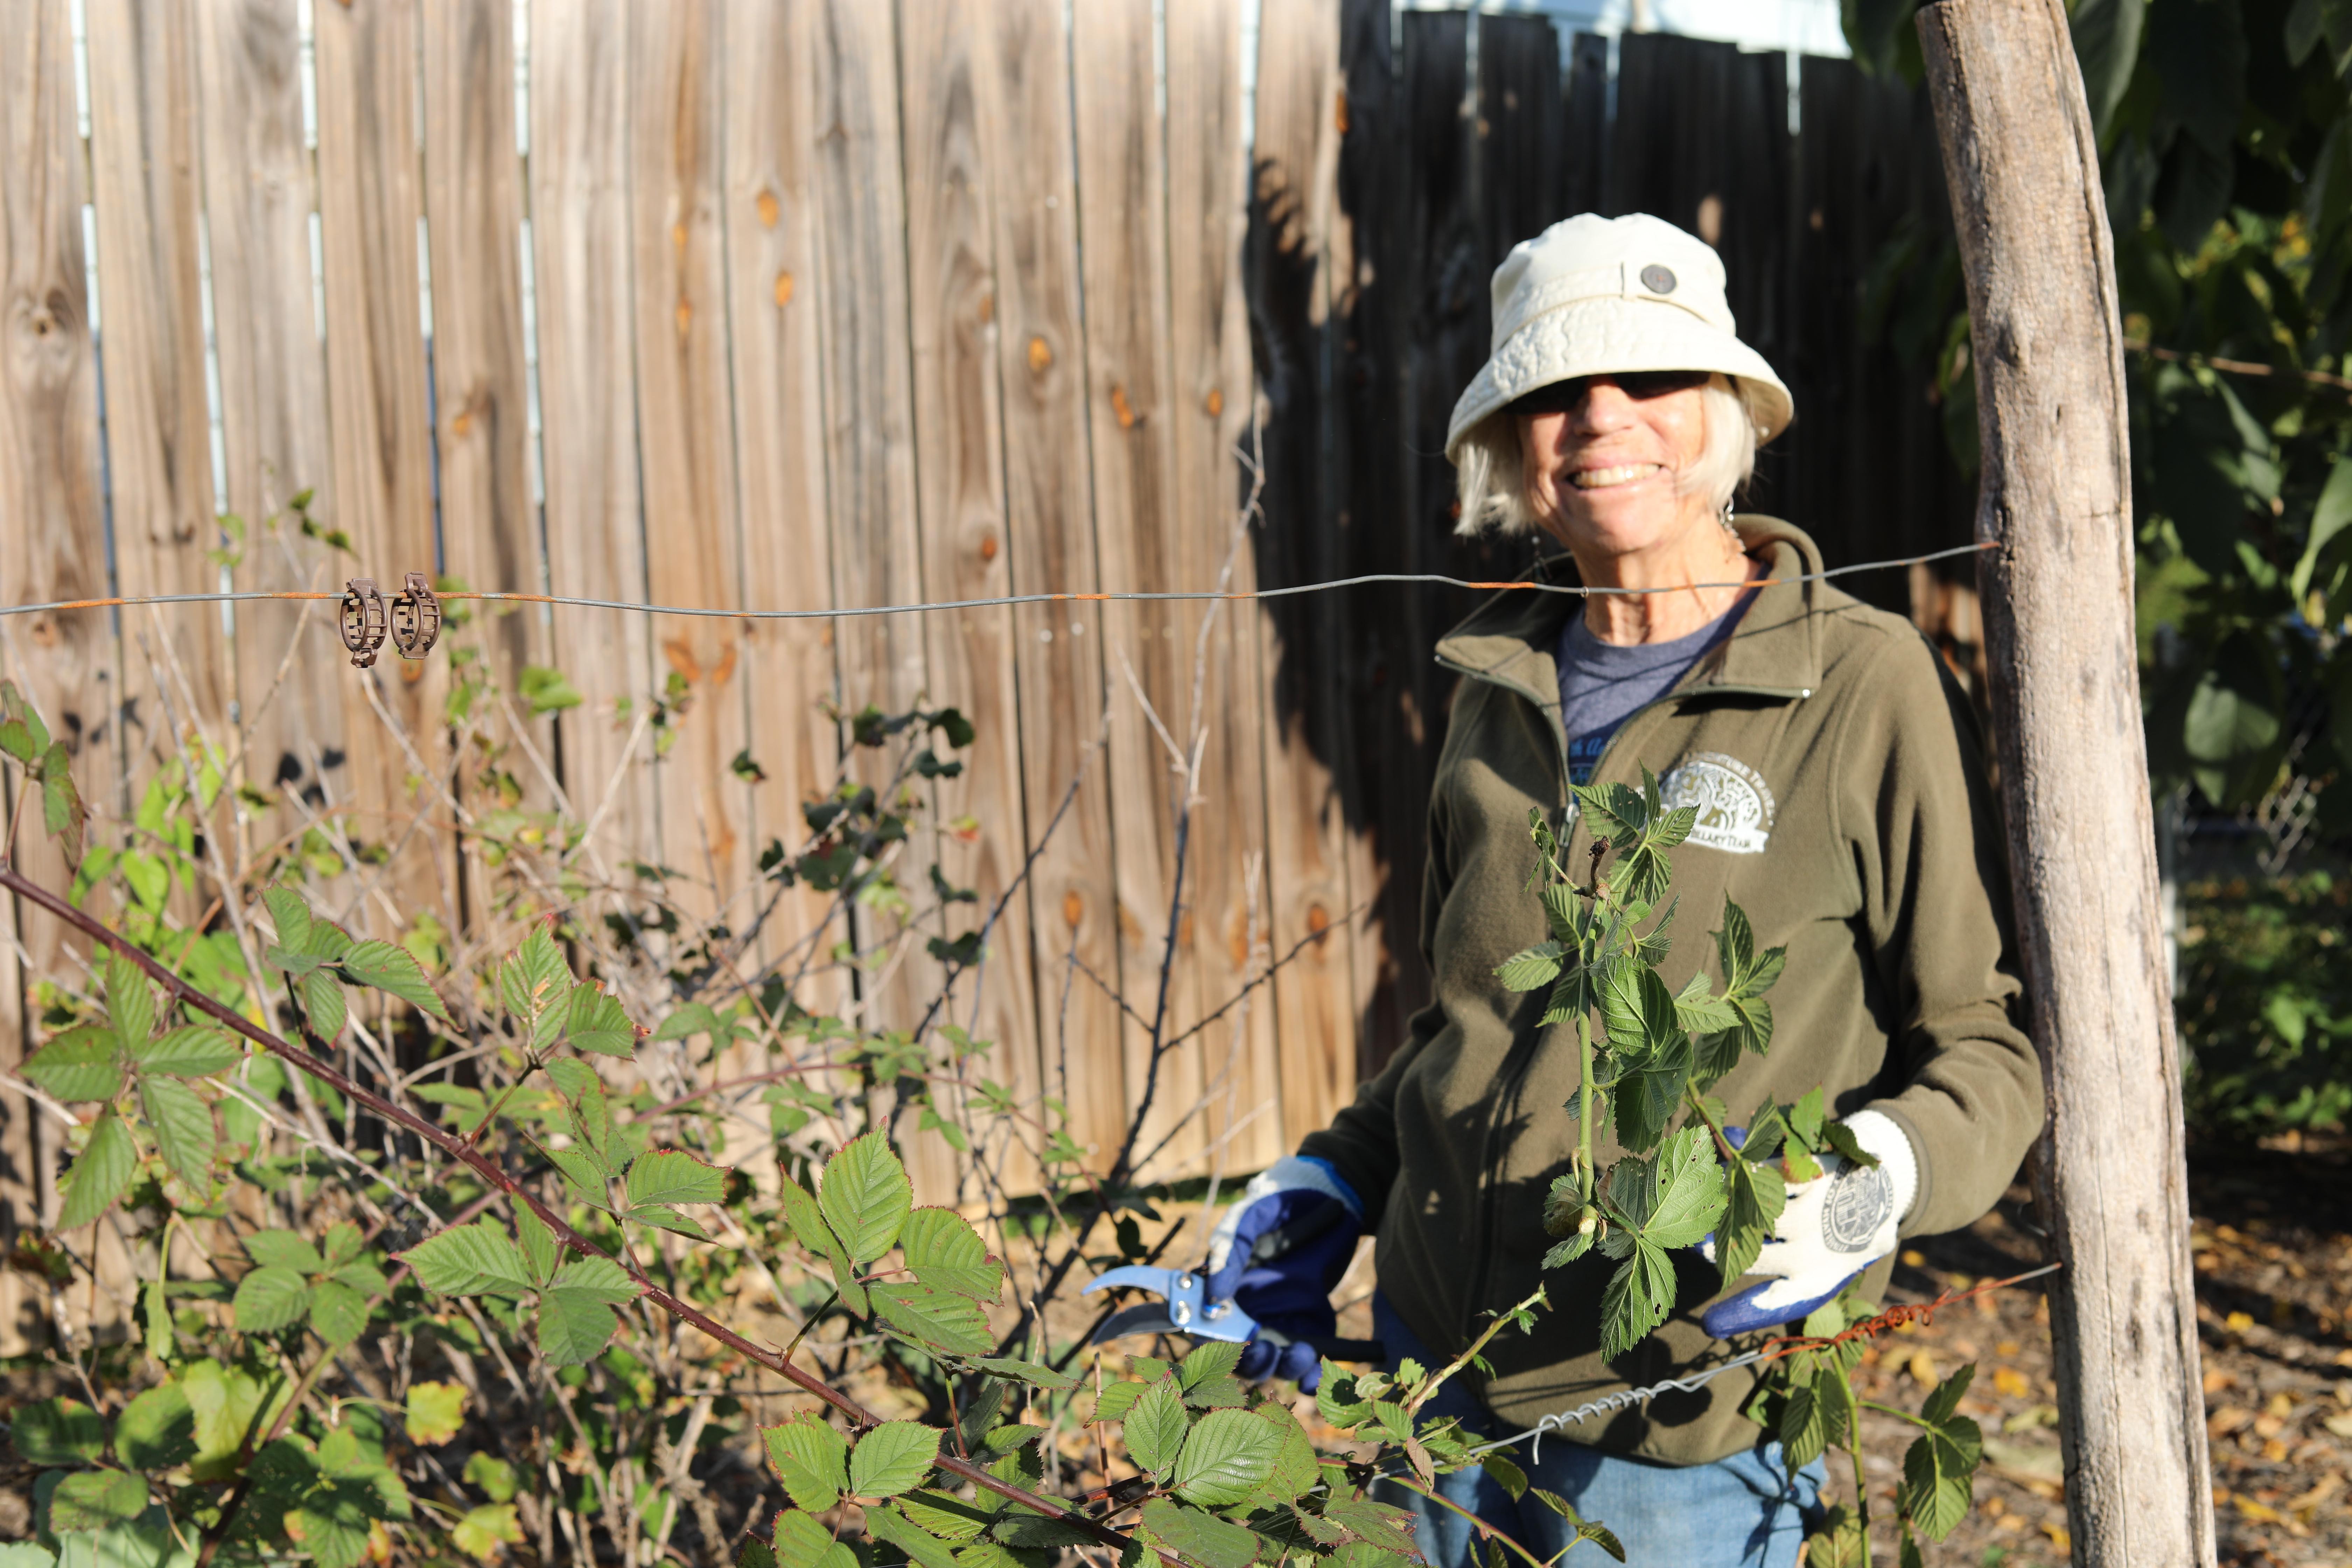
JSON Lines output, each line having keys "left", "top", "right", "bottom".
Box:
{"left": 1850, "top": 0, "right": 2352, "bottom": 1137}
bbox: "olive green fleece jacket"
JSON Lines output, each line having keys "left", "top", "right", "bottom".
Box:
{"left": 1300, "top": 518, "right": 2042, "bottom": 1465}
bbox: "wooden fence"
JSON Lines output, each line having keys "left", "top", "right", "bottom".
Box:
{"left": 0, "top": 0, "right": 1971, "bottom": 1278}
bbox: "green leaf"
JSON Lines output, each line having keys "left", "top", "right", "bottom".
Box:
{"left": 627, "top": 1204, "right": 710, "bottom": 1240}
{"left": 1898, "top": 1424, "right": 1978, "bottom": 1542}
{"left": 58, "top": 1108, "right": 137, "bottom": 1230}
{"left": 550, "top": 1254, "right": 638, "bottom": 1303}
{"left": 1920, "top": 1362, "right": 1977, "bottom": 1430}
{"left": 115, "top": 1382, "right": 197, "bottom": 1471}
{"left": 499, "top": 928, "right": 574, "bottom": 1052}
{"left": 514, "top": 1202, "right": 561, "bottom": 1289}
{"left": 1818, "top": 1118, "right": 1879, "bottom": 1170}
{"left": 103, "top": 952, "right": 156, "bottom": 1046}
{"left": 778, "top": 1174, "right": 864, "bottom": 1315}
{"left": 866, "top": 1503, "right": 961, "bottom": 1568}
{"left": 900, "top": 1206, "right": 1002, "bottom": 1301}
{"left": 1090, "top": 1380, "right": 1150, "bottom": 1422}
{"left": 131, "top": 1026, "right": 242, "bottom": 1078}
{"left": 336, "top": 939, "right": 449, "bottom": 1020}
{"left": 1671, "top": 972, "right": 1740, "bottom": 1037}
{"left": 1321, "top": 1498, "right": 1419, "bottom": 1555}
{"left": 140, "top": 1074, "right": 217, "bottom": 1189}
{"left": 652, "top": 1001, "right": 726, "bottom": 1044}
{"left": 464, "top": 1451, "right": 518, "bottom": 1502}
{"left": 1780, "top": 1380, "right": 1829, "bottom": 1470}
{"left": 245, "top": 1229, "right": 324, "bottom": 1273}
{"left": 1170, "top": 1407, "right": 1284, "bottom": 1508}
{"left": 771, "top": 1510, "right": 859, "bottom": 1568}
{"left": 1139, "top": 1499, "right": 1259, "bottom": 1568}
{"left": 307, "top": 1278, "right": 372, "bottom": 1345}
{"left": 233, "top": 1266, "right": 312, "bottom": 1333}
{"left": 42, "top": 742, "right": 84, "bottom": 862}
{"left": 967, "top": 1357, "right": 1076, "bottom": 1392}
{"left": 1494, "top": 942, "right": 1564, "bottom": 993}
{"left": 537, "top": 1287, "right": 623, "bottom": 1366}
{"left": 896, "top": 1491, "right": 994, "bottom": 1541}
{"left": 1176, "top": 1341, "right": 1247, "bottom": 1390}
{"left": 565, "top": 981, "right": 640, "bottom": 1058}
{"left": 300, "top": 968, "right": 348, "bottom": 1041}
{"left": 848, "top": 1421, "right": 941, "bottom": 1499}
{"left": 1124, "top": 1379, "right": 1189, "bottom": 1475}
{"left": 1624, "top": 1126, "right": 1726, "bottom": 1250}
{"left": 1597, "top": 1239, "right": 1676, "bottom": 1359}
{"left": 12, "top": 1396, "right": 106, "bottom": 1464}
{"left": 625, "top": 1148, "right": 725, "bottom": 1209}
{"left": 47, "top": 1468, "right": 149, "bottom": 1531}
{"left": 1479, "top": 1451, "right": 1528, "bottom": 1502}
{"left": 23, "top": 1026, "right": 124, "bottom": 1102}
{"left": 1715, "top": 1150, "right": 1787, "bottom": 1284}
{"left": 765, "top": 1416, "right": 849, "bottom": 1512}
{"left": 819, "top": 1132, "right": 912, "bottom": 1264}
{"left": 453, "top": 1503, "right": 525, "bottom": 1558}
{"left": 399, "top": 1222, "right": 534, "bottom": 1297}
{"left": 517, "top": 664, "right": 584, "bottom": 715}
{"left": 869, "top": 1281, "right": 993, "bottom": 1357}
{"left": 544, "top": 1144, "right": 613, "bottom": 1206}
{"left": 404, "top": 1381, "right": 468, "bottom": 1446}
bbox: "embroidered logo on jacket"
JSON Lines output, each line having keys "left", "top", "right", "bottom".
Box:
{"left": 1659, "top": 752, "right": 1775, "bottom": 854}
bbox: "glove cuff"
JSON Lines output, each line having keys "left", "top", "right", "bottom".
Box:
{"left": 1842, "top": 1110, "right": 1918, "bottom": 1226}
{"left": 1284, "top": 1155, "right": 1364, "bottom": 1222}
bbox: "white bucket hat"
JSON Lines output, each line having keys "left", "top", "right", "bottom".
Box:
{"left": 1443, "top": 212, "right": 1794, "bottom": 463}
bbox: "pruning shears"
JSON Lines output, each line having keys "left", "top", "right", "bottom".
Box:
{"left": 1080, "top": 1266, "right": 1386, "bottom": 1363}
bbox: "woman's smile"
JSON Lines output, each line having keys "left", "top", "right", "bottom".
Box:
{"left": 1568, "top": 461, "right": 1666, "bottom": 490}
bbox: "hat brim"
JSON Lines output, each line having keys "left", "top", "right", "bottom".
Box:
{"left": 1444, "top": 297, "right": 1794, "bottom": 461}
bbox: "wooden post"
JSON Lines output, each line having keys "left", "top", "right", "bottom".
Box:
{"left": 1914, "top": 4, "right": 2215, "bottom": 1565}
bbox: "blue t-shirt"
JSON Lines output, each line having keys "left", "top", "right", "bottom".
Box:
{"left": 1556, "top": 602, "right": 1747, "bottom": 785}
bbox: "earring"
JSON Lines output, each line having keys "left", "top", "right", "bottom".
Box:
{"left": 1720, "top": 497, "right": 1739, "bottom": 533}
{"left": 340, "top": 579, "right": 387, "bottom": 668}
{"left": 391, "top": 572, "right": 442, "bottom": 660}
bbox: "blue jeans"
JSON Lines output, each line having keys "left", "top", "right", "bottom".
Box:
{"left": 1371, "top": 1294, "right": 1824, "bottom": 1568}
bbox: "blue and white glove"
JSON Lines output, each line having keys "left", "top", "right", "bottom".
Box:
{"left": 1203, "top": 1155, "right": 1363, "bottom": 1391}
{"left": 1701, "top": 1110, "right": 1918, "bottom": 1337}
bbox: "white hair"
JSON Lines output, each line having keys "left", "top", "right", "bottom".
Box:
{"left": 1452, "top": 374, "right": 1768, "bottom": 537}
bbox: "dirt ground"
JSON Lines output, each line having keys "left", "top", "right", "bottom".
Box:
{"left": 1844, "top": 1140, "right": 2352, "bottom": 1567}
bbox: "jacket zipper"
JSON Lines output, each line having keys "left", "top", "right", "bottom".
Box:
{"left": 1430, "top": 653, "right": 1809, "bottom": 1372}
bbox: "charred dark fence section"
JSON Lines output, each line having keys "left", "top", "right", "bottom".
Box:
{"left": 1247, "top": 10, "right": 1975, "bottom": 1073}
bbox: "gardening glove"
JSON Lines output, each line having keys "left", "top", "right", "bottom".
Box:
{"left": 1203, "top": 1155, "right": 1363, "bottom": 1391}
{"left": 1701, "top": 1109, "right": 1918, "bottom": 1338}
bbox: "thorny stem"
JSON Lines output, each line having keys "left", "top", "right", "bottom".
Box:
{"left": 0, "top": 861, "right": 1172, "bottom": 1568}
{"left": 1679, "top": 1085, "right": 1743, "bottom": 1163}
{"left": 1575, "top": 1016, "right": 1597, "bottom": 1206}
{"left": 1406, "top": 1285, "right": 1549, "bottom": 1417}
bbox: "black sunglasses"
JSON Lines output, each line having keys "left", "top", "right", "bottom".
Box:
{"left": 1506, "top": 369, "right": 1713, "bottom": 416}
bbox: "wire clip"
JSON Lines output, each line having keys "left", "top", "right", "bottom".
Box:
{"left": 391, "top": 573, "right": 442, "bottom": 660}
{"left": 339, "top": 579, "right": 387, "bottom": 668}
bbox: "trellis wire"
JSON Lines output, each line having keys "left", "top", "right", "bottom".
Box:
{"left": 1475, "top": 1261, "right": 2063, "bottom": 1463}
{"left": 1, "top": 540, "right": 2000, "bottom": 622}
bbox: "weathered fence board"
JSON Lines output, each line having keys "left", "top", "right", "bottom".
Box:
{"left": 1251, "top": 0, "right": 1365, "bottom": 1153}
{"left": 313, "top": 0, "right": 449, "bottom": 926}
{"left": 631, "top": 0, "right": 752, "bottom": 931}
{"left": 896, "top": 0, "right": 1030, "bottom": 1202}
{"left": 422, "top": 0, "right": 540, "bottom": 722}
{"left": 1166, "top": 0, "right": 1282, "bottom": 1175}
{"left": 530, "top": 0, "right": 653, "bottom": 890}
{"left": 193, "top": 0, "right": 348, "bottom": 870}
{"left": 720, "top": 0, "right": 847, "bottom": 1001}
{"left": 85, "top": 0, "right": 224, "bottom": 766}
{"left": 967, "top": 0, "right": 1129, "bottom": 1175}
{"left": 2, "top": 3, "right": 1989, "bottom": 1245}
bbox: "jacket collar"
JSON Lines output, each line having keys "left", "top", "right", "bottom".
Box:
{"left": 1432, "top": 516, "right": 1827, "bottom": 707}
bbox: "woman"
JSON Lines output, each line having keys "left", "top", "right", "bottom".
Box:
{"left": 1201, "top": 214, "right": 2042, "bottom": 1566}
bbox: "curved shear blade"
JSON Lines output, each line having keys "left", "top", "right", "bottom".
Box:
{"left": 1092, "top": 1303, "right": 1186, "bottom": 1344}
{"left": 1082, "top": 1265, "right": 1184, "bottom": 1297}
